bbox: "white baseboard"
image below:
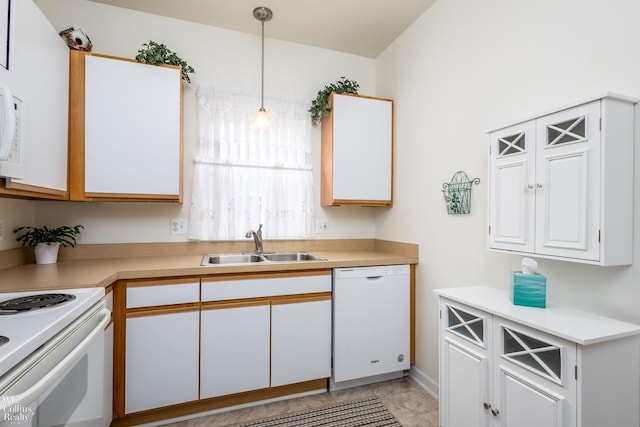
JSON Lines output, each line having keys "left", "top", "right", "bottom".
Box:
{"left": 408, "top": 366, "right": 439, "bottom": 401}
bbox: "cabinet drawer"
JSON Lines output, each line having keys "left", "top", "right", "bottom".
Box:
{"left": 202, "top": 272, "right": 331, "bottom": 301}
{"left": 127, "top": 279, "right": 200, "bottom": 308}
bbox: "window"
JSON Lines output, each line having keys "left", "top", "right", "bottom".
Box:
{"left": 189, "top": 88, "right": 314, "bottom": 240}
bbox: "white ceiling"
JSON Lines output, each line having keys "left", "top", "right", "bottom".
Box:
{"left": 86, "top": 0, "right": 437, "bottom": 58}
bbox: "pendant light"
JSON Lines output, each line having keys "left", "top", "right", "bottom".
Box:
{"left": 254, "top": 6, "right": 273, "bottom": 129}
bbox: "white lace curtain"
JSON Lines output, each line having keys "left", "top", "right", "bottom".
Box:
{"left": 189, "top": 87, "right": 314, "bottom": 240}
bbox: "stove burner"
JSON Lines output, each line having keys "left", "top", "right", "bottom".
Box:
{"left": 0, "top": 336, "right": 8, "bottom": 346}
{"left": 0, "top": 294, "right": 76, "bottom": 315}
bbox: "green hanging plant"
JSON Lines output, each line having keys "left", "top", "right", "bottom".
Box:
{"left": 309, "top": 77, "right": 360, "bottom": 126}
{"left": 135, "top": 41, "right": 195, "bottom": 83}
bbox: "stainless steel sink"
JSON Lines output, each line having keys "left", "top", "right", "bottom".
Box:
{"left": 261, "top": 252, "right": 326, "bottom": 262}
{"left": 201, "top": 251, "right": 326, "bottom": 266}
{"left": 201, "top": 253, "right": 265, "bottom": 265}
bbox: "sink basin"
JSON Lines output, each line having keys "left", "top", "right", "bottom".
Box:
{"left": 201, "top": 254, "right": 265, "bottom": 265}
{"left": 201, "top": 252, "right": 326, "bottom": 266}
{"left": 261, "top": 252, "right": 326, "bottom": 262}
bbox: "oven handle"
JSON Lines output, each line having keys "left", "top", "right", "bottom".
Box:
{"left": 9, "top": 307, "right": 110, "bottom": 408}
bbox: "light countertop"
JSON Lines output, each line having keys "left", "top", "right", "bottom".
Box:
{"left": 0, "top": 249, "right": 417, "bottom": 292}
{"left": 435, "top": 285, "right": 640, "bottom": 345}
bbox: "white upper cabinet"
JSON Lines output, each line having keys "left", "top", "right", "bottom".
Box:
{"left": 321, "top": 93, "right": 393, "bottom": 206}
{"left": 0, "top": 0, "right": 68, "bottom": 199}
{"left": 68, "top": 50, "right": 182, "bottom": 202}
{"left": 488, "top": 94, "right": 637, "bottom": 265}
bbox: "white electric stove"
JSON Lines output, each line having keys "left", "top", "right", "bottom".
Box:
{"left": 0, "top": 287, "right": 109, "bottom": 426}
{"left": 0, "top": 287, "right": 105, "bottom": 377}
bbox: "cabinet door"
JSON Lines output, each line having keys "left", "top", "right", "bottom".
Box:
{"left": 488, "top": 121, "right": 536, "bottom": 253}
{"left": 69, "top": 51, "right": 182, "bottom": 202}
{"left": 322, "top": 93, "right": 393, "bottom": 206}
{"left": 200, "top": 302, "right": 271, "bottom": 398}
{"left": 493, "top": 319, "right": 576, "bottom": 427}
{"left": 441, "top": 338, "right": 490, "bottom": 427}
{"left": 271, "top": 296, "right": 331, "bottom": 387}
{"left": 495, "top": 370, "right": 567, "bottom": 427}
{"left": 440, "top": 302, "right": 491, "bottom": 427}
{"left": 125, "top": 309, "right": 199, "bottom": 413}
{"left": 0, "top": 0, "right": 68, "bottom": 199}
{"left": 535, "top": 102, "right": 600, "bottom": 261}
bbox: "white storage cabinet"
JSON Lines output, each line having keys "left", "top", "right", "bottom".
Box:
{"left": 69, "top": 50, "right": 182, "bottom": 202}
{"left": 436, "top": 286, "right": 640, "bottom": 427}
{"left": 488, "top": 94, "right": 637, "bottom": 265}
{"left": 200, "top": 301, "right": 271, "bottom": 398}
{"left": 201, "top": 271, "right": 332, "bottom": 396}
{"left": 0, "top": 0, "right": 69, "bottom": 199}
{"left": 125, "top": 280, "right": 200, "bottom": 414}
{"left": 271, "top": 295, "right": 332, "bottom": 387}
{"left": 321, "top": 93, "right": 393, "bottom": 206}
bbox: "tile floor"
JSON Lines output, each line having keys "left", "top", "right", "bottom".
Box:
{"left": 159, "top": 377, "right": 439, "bottom": 427}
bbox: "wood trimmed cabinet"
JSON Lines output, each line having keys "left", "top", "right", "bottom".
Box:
{"left": 123, "top": 279, "right": 200, "bottom": 414}
{"left": 0, "top": 0, "right": 69, "bottom": 200}
{"left": 321, "top": 93, "right": 394, "bottom": 206}
{"left": 68, "top": 50, "right": 183, "bottom": 202}
{"left": 113, "top": 270, "right": 332, "bottom": 427}
{"left": 436, "top": 286, "right": 640, "bottom": 427}
{"left": 487, "top": 93, "right": 637, "bottom": 265}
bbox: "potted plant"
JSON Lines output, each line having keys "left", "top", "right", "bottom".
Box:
{"left": 135, "top": 40, "right": 195, "bottom": 83}
{"left": 309, "top": 77, "right": 360, "bottom": 125}
{"left": 14, "top": 225, "right": 84, "bottom": 264}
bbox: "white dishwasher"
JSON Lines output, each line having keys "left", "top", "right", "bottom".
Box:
{"left": 331, "top": 264, "right": 410, "bottom": 390}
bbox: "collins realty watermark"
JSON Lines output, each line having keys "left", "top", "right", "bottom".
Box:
{"left": 2, "top": 396, "right": 33, "bottom": 424}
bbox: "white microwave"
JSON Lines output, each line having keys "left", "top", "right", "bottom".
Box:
{"left": 0, "top": 86, "right": 23, "bottom": 180}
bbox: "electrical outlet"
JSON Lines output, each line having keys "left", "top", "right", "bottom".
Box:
{"left": 170, "top": 218, "right": 188, "bottom": 235}
{"left": 316, "top": 220, "right": 329, "bottom": 234}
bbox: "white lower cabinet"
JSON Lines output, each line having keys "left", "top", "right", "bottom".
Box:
{"left": 124, "top": 279, "right": 200, "bottom": 414}
{"left": 436, "top": 286, "right": 640, "bottom": 427}
{"left": 201, "top": 272, "right": 332, "bottom": 392}
{"left": 120, "top": 272, "right": 332, "bottom": 423}
{"left": 271, "top": 297, "right": 332, "bottom": 387}
{"left": 200, "top": 303, "right": 271, "bottom": 398}
{"left": 125, "top": 310, "right": 200, "bottom": 413}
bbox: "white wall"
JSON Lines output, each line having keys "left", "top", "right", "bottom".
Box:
{"left": 18, "top": 0, "right": 640, "bottom": 397}
{"left": 376, "top": 0, "right": 640, "bottom": 389}
{"left": 28, "top": 0, "right": 379, "bottom": 244}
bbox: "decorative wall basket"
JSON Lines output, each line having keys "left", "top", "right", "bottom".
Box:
{"left": 442, "top": 171, "right": 480, "bottom": 215}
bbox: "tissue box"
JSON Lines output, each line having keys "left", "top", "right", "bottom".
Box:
{"left": 510, "top": 271, "right": 546, "bottom": 308}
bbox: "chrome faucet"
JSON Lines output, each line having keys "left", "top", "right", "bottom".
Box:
{"left": 245, "top": 224, "right": 264, "bottom": 254}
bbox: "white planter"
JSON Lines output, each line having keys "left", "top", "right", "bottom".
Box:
{"left": 34, "top": 242, "right": 60, "bottom": 265}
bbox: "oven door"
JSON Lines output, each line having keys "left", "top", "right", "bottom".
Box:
{"left": 0, "top": 301, "right": 110, "bottom": 427}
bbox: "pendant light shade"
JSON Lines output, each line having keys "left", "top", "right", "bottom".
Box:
{"left": 254, "top": 7, "right": 273, "bottom": 129}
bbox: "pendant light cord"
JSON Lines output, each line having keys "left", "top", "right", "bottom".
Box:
{"left": 260, "top": 18, "right": 265, "bottom": 109}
